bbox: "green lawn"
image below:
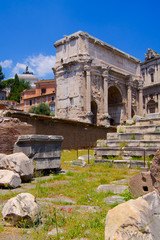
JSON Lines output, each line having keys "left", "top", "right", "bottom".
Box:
{"left": 0, "top": 149, "right": 139, "bottom": 240}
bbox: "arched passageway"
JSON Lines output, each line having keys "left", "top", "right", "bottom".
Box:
{"left": 91, "top": 101, "right": 97, "bottom": 124}
{"left": 108, "top": 86, "right": 123, "bottom": 125}
{"left": 147, "top": 99, "right": 157, "bottom": 113}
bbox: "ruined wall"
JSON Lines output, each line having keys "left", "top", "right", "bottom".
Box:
{"left": 6, "top": 111, "right": 116, "bottom": 149}
{"left": 0, "top": 117, "right": 35, "bottom": 154}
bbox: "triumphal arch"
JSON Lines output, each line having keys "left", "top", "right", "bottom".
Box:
{"left": 53, "top": 31, "right": 143, "bottom": 126}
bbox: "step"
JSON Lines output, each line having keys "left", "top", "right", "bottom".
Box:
{"left": 95, "top": 147, "right": 158, "bottom": 158}
{"left": 117, "top": 124, "right": 160, "bottom": 134}
{"left": 94, "top": 159, "right": 147, "bottom": 168}
{"left": 136, "top": 114, "right": 160, "bottom": 126}
{"left": 119, "top": 132, "right": 160, "bottom": 141}
{"left": 98, "top": 139, "right": 160, "bottom": 148}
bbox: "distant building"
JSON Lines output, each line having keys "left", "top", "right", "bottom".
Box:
{"left": 141, "top": 49, "right": 160, "bottom": 114}
{"left": 18, "top": 65, "right": 39, "bottom": 88}
{"left": 0, "top": 90, "right": 7, "bottom": 100}
{"left": 18, "top": 79, "right": 55, "bottom": 115}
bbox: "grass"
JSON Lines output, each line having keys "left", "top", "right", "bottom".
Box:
{"left": 0, "top": 149, "right": 139, "bottom": 240}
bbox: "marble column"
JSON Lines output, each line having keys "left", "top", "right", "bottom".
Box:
{"left": 158, "top": 94, "right": 160, "bottom": 113}
{"left": 103, "top": 70, "right": 109, "bottom": 116}
{"left": 84, "top": 66, "right": 91, "bottom": 113}
{"left": 138, "top": 87, "right": 143, "bottom": 116}
{"left": 127, "top": 83, "right": 132, "bottom": 119}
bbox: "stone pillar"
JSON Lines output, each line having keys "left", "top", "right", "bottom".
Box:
{"left": 100, "top": 68, "right": 110, "bottom": 126}
{"left": 139, "top": 87, "right": 143, "bottom": 116}
{"left": 158, "top": 94, "right": 160, "bottom": 113}
{"left": 127, "top": 82, "right": 132, "bottom": 119}
{"left": 84, "top": 65, "right": 91, "bottom": 113}
{"left": 103, "top": 70, "right": 109, "bottom": 115}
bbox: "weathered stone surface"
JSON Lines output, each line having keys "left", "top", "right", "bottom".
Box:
{"left": 72, "top": 160, "right": 87, "bottom": 167}
{"left": 48, "top": 228, "right": 64, "bottom": 236}
{"left": 0, "top": 170, "right": 21, "bottom": 188}
{"left": 129, "top": 171, "right": 154, "bottom": 197}
{"left": 0, "top": 153, "right": 6, "bottom": 160}
{"left": 126, "top": 119, "right": 134, "bottom": 125}
{"left": 54, "top": 31, "right": 142, "bottom": 126}
{"left": 105, "top": 191, "right": 160, "bottom": 240}
{"left": 14, "top": 135, "right": 63, "bottom": 171}
{"left": 37, "top": 196, "right": 76, "bottom": 204}
{"left": 97, "top": 184, "right": 128, "bottom": 194}
{"left": 2, "top": 193, "right": 40, "bottom": 227}
{"left": 104, "top": 196, "right": 125, "bottom": 205}
{"left": 150, "top": 149, "right": 160, "bottom": 194}
{"left": 0, "top": 152, "right": 33, "bottom": 182}
{"left": 78, "top": 155, "right": 94, "bottom": 161}
{"left": 111, "top": 179, "right": 128, "bottom": 185}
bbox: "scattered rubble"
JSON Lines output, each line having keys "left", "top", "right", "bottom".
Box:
{"left": 2, "top": 193, "right": 40, "bottom": 227}
{"left": 105, "top": 191, "right": 160, "bottom": 240}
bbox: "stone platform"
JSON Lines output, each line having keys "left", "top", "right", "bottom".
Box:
{"left": 95, "top": 115, "right": 160, "bottom": 162}
{"left": 14, "top": 135, "right": 63, "bottom": 171}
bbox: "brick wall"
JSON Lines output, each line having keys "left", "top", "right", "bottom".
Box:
{"left": 0, "top": 117, "right": 35, "bottom": 154}
{"left": 6, "top": 112, "right": 116, "bottom": 149}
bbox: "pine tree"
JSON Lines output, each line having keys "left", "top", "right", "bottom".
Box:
{"left": 0, "top": 66, "right": 5, "bottom": 81}
{"left": 8, "top": 74, "right": 31, "bottom": 102}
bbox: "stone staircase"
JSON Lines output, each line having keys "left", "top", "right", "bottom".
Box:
{"left": 94, "top": 116, "right": 160, "bottom": 166}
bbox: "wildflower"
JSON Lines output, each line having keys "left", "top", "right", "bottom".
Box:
{"left": 68, "top": 208, "right": 72, "bottom": 213}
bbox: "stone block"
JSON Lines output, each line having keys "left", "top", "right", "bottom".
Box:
{"left": 0, "top": 170, "right": 21, "bottom": 188}
{"left": 14, "top": 135, "right": 63, "bottom": 171}
{"left": 150, "top": 149, "right": 160, "bottom": 194}
{"left": 129, "top": 172, "right": 154, "bottom": 197}
{"left": 104, "top": 196, "right": 125, "bottom": 205}
{"left": 0, "top": 152, "right": 33, "bottom": 182}
{"left": 2, "top": 193, "right": 40, "bottom": 227}
{"left": 97, "top": 184, "right": 128, "bottom": 194}
{"left": 105, "top": 191, "right": 160, "bottom": 240}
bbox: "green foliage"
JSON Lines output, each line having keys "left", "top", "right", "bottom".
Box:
{"left": 0, "top": 65, "right": 5, "bottom": 81}
{"left": 119, "top": 140, "right": 127, "bottom": 149}
{"left": 131, "top": 134, "right": 136, "bottom": 140}
{"left": 28, "top": 102, "right": 50, "bottom": 116}
{"left": 7, "top": 74, "right": 31, "bottom": 102}
{"left": 120, "top": 189, "right": 133, "bottom": 201}
{"left": 0, "top": 66, "right": 5, "bottom": 90}
{"left": 28, "top": 106, "right": 37, "bottom": 113}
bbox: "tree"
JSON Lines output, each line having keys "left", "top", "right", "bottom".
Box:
{"left": 7, "top": 74, "right": 31, "bottom": 102}
{"left": 0, "top": 66, "right": 5, "bottom": 81}
{"left": 28, "top": 103, "right": 51, "bottom": 116}
{"left": 0, "top": 66, "right": 5, "bottom": 91}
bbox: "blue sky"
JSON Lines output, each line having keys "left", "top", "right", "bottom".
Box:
{"left": 1, "top": 0, "right": 160, "bottom": 80}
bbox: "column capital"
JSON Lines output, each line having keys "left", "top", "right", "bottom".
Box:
{"left": 84, "top": 65, "right": 90, "bottom": 72}
{"left": 102, "top": 66, "right": 111, "bottom": 78}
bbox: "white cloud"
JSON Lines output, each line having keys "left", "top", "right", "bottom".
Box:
{"left": 26, "top": 54, "right": 56, "bottom": 78}
{"left": 0, "top": 60, "right": 13, "bottom": 68}
{"left": 12, "top": 54, "right": 56, "bottom": 78}
{"left": 12, "top": 63, "right": 29, "bottom": 75}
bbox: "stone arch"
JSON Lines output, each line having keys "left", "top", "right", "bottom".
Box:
{"left": 91, "top": 100, "right": 98, "bottom": 124}
{"left": 132, "top": 108, "right": 135, "bottom": 118}
{"left": 108, "top": 85, "right": 124, "bottom": 125}
{"left": 147, "top": 99, "right": 157, "bottom": 113}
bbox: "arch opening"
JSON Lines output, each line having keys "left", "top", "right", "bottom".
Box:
{"left": 147, "top": 99, "right": 157, "bottom": 113}
{"left": 108, "top": 86, "right": 123, "bottom": 125}
{"left": 91, "top": 101, "right": 97, "bottom": 125}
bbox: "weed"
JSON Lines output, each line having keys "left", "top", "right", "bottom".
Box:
{"left": 120, "top": 189, "right": 133, "bottom": 201}
{"left": 131, "top": 134, "right": 136, "bottom": 140}
{"left": 119, "top": 140, "right": 127, "bottom": 149}
{"left": 118, "top": 127, "right": 124, "bottom": 133}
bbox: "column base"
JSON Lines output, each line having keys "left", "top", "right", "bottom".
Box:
{"left": 100, "top": 113, "right": 111, "bottom": 126}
